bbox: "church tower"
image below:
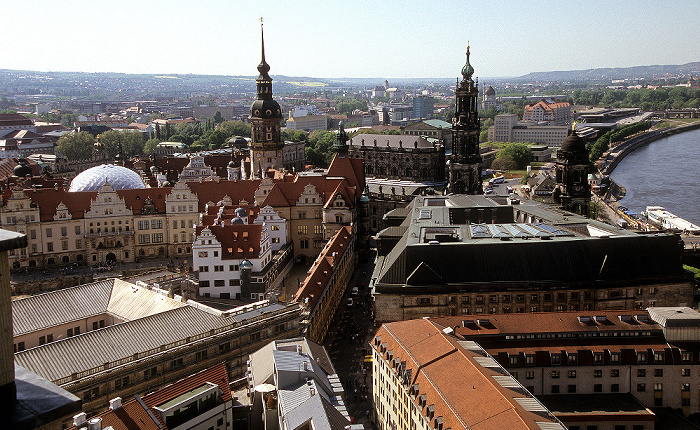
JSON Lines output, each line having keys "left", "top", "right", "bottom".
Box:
{"left": 448, "top": 45, "right": 482, "bottom": 195}
{"left": 553, "top": 128, "right": 590, "bottom": 216}
{"left": 249, "top": 20, "right": 284, "bottom": 178}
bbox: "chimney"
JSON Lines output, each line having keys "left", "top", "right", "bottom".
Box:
{"left": 88, "top": 417, "right": 102, "bottom": 430}
{"left": 73, "top": 412, "right": 87, "bottom": 427}
{"left": 109, "top": 397, "right": 122, "bottom": 410}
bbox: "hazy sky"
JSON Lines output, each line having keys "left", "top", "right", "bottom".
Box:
{"left": 4, "top": 0, "right": 699, "bottom": 79}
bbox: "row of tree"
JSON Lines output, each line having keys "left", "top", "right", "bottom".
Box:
{"left": 572, "top": 87, "right": 700, "bottom": 111}
{"left": 587, "top": 121, "right": 652, "bottom": 162}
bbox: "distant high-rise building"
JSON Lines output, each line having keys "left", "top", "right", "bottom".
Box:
{"left": 448, "top": 46, "right": 482, "bottom": 195}
{"left": 412, "top": 95, "right": 434, "bottom": 119}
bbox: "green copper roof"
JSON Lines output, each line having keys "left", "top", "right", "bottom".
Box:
{"left": 461, "top": 46, "right": 474, "bottom": 81}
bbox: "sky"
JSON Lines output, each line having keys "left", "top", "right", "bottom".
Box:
{"left": 4, "top": 0, "right": 700, "bottom": 79}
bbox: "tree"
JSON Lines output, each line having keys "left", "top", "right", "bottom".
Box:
{"left": 213, "top": 111, "right": 224, "bottom": 124}
{"left": 491, "top": 156, "right": 517, "bottom": 171}
{"left": 144, "top": 138, "right": 161, "bottom": 154}
{"left": 305, "top": 130, "right": 336, "bottom": 167}
{"left": 496, "top": 143, "right": 533, "bottom": 170}
{"left": 56, "top": 131, "right": 95, "bottom": 160}
{"left": 98, "top": 130, "right": 145, "bottom": 157}
{"left": 217, "top": 120, "right": 251, "bottom": 138}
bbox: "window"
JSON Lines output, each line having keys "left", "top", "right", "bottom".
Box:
{"left": 271, "top": 225, "right": 279, "bottom": 231}
{"left": 144, "top": 366, "right": 158, "bottom": 380}
{"left": 114, "top": 376, "right": 129, "bottom": 390}
{"left": 637, "top": 369, "right": 646, "bottom": 377}
{"left": 300, "top": 239, "right": 309, "bottom": 249}
{"left": 611, "top": 383, "right": 619, "bottom": 392}
{"left": 170, "top": 357, "right": 184, "bottom": 370}
{"left": 151, "top": 219, "right": 162, "bottom": 229}
{"left": 152, "top": 233, "right": 163, "bottom": 243}
{"left": 682, "top": 351, "right": 692, "bottom": 362}
{"left": 654, "top": 383, "right": 663, "bottom": 391}
{"left": 47, "top": 334, "right": 53, "bottom": 342}
{"left": 138, "top": 234, "right": 150, "bottom": 244}
{"left": 526, "top": 355, "right": 535, "bottom": 365}
{"left": 611, "top": 369, "right": 620, "bottom": 377}
{"left": 594, "top": 369, "right": 603, "bottom": 378}
{"left": 509, "top": 355, "right": 519, "bottom": 366}
{"left": 551, "top": 354, "right": 561, "bottom": 365}
{"left": 196, "top": 350, "right": 208, "bottom": 361}
{"left": 67, "top": 328, "right": 73, "bottom": 337}
{"left": 568, "top": 354, "right": 578, "bottom": 365}
{"left": 637, "top": 383, "right": 646, "bottom": 392}
{"left": 682, "top": 383, "right": 690, "bottom": 391}
{"left": 593, "top": 353, "right": 603, "bottom": 363}
{"left": 593, "top": 384, "right": 602, "bottom": 392}
{"left": 637, "top": 352, "right": 647, "bottom": 362}
{"left": 214, "top": 265, "right": 224, "bottom": 272}
{"left": 198, "top": 251, "right": 208, "bottom": 258}
{"left": 47, "top": 242, "right": 53, "bottom": 252}
{"left": 611, "top": 352, "right": 620, "bottom": 363}
{"left": 682, "top": 368, "right": 691, "bottom": 377}
{"left": 568, "top": 370, "right": 576, "bottom": 378}
{"left": 654, "top": 369, "right": 663, "bottom": 377}
{"left": 199, "top": 281, "right": 210, "bottom": 288}
{"left": 39, "top": 336, "right": 46, "bottom": 345}
{"left": 551, "top": 370, "right": 560, "bottom": 379}
{"left": 198, "top": 266, "right": 209, "bottom": 272}
{"left": 654, "top": 351, "right": 665, "bottom": 363}
{"left": 525, "top": 371, "right": 534, "bottom": 380}
{"left": 138, "top": 220, "right": 149, "bottom": 230}
{"left": 567, "top": 384, "right": 576, "bottom": 393}
{"left": 297, "top": 225, "right": 308, "bottom": 235}
{"left": 45, "top": 228, "right": 52, "bottom": 237}
{"left": 551, "top": 385, "right": 560, "bottom": 393}
{"left": 214, "top": 280, "right": 225, "bottom": 287}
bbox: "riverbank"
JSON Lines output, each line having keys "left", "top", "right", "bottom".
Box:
{"left": 600, "top": 120, "right": 700, "bottom": 176}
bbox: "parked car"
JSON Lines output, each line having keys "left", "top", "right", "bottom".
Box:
{"left": 347, "top": 297, "right": 354, "bottom": 307}
{"left": 351, "top": 286, "right": 359, "bottom": 295}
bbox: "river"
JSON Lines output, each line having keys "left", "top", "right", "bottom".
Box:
{"left": 610, "top": 127, "right": 700, "bottom": 225}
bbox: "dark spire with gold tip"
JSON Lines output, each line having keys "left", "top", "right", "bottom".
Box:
{"left": 334, "top": 121, "right": 349, "bottom": 155}
{"left": 461, "top": 43, "right": 475, "bottom": 82}
{"left": 257, "top": 18, "right": 271, "bottom": 82}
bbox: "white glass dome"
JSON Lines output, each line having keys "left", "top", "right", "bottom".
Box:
{"left": 69, "top": 164, "right": 146, "bottom": 192}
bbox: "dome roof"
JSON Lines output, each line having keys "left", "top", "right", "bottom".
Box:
{"left": 69, "top": 164, "right": 146, "bottom": 192}
{"left": 13, "top": 159, "right": 32, "bottom": 177}
{"left": 558, "top": 132, "right": 589, "bottom": 164}
{"left": 250, "top": 99, "right": 282, "bottom": 119}
{"left": 485, "top": 85, "right": 496, "bottom": 95}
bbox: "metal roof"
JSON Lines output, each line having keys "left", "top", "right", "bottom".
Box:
{"left": 12, "top": 279, "right": 115, "bottom": 336}
{"left": 14, "top": 302, "right": 294, "bottom": 384}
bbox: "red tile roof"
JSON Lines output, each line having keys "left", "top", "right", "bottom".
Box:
{"left": 142, "top": 362, "right": 231, "bottom": 407}
{"left": 195, "top": 223, "right": 263, "bottom": 259}
{"left": 66, "top": 398, "right": 160, "bottom": 430}
{"left": 375, "top": 319, "right": 562, "bottom": 429}
{"left": 294, "top": 226, "right": 353, "bottom": 309}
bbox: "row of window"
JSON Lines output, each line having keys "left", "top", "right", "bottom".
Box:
{"left": 138, "top": 220, "right": 163, "bottom": 230}
{"left": 511, "top": 350, "right": 676, "bottom": 366}
{"left": 138, "top": 233, "right": 164, "bottom": 244}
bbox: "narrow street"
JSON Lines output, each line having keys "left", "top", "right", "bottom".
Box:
{"left": 324, "top": 257, "right": 377, "bottom": 428}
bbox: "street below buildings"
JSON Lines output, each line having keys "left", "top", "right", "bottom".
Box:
{"left": 324, "top": 256, "right": 377, "bottom": 429}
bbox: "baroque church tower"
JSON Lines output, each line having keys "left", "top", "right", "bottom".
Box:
{"left": 553, "top": 128, "right": 591, "bottom": 216}
{"left": 249, "top": 21, "right": 284, "bottom": 178}
{"left": 448, "top": 45, "right": 482, "bottom": 195}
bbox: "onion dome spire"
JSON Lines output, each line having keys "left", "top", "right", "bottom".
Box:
{"left": 461, "top": 43, "right": 475, "bottom": 81}
{"left": 334, "top": 121, "right": 349, "bottom": 155}
{"left": 257, "top": 18, "right": 271, "bottom": 81}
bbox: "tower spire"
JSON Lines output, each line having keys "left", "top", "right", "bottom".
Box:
{"left": 257, "top": 17, "right": 271, "bottom": 81}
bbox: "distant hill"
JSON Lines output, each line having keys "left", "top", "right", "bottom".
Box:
{"left": 515, "top": 62, "right": 700, "bottom": 82}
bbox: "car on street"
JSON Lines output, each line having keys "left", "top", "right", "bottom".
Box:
{"left": 347, "top": 297, "right": 354, "bottom": 307}
{"left": 351, "top": 286, "right": 359, "bottom": 295}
